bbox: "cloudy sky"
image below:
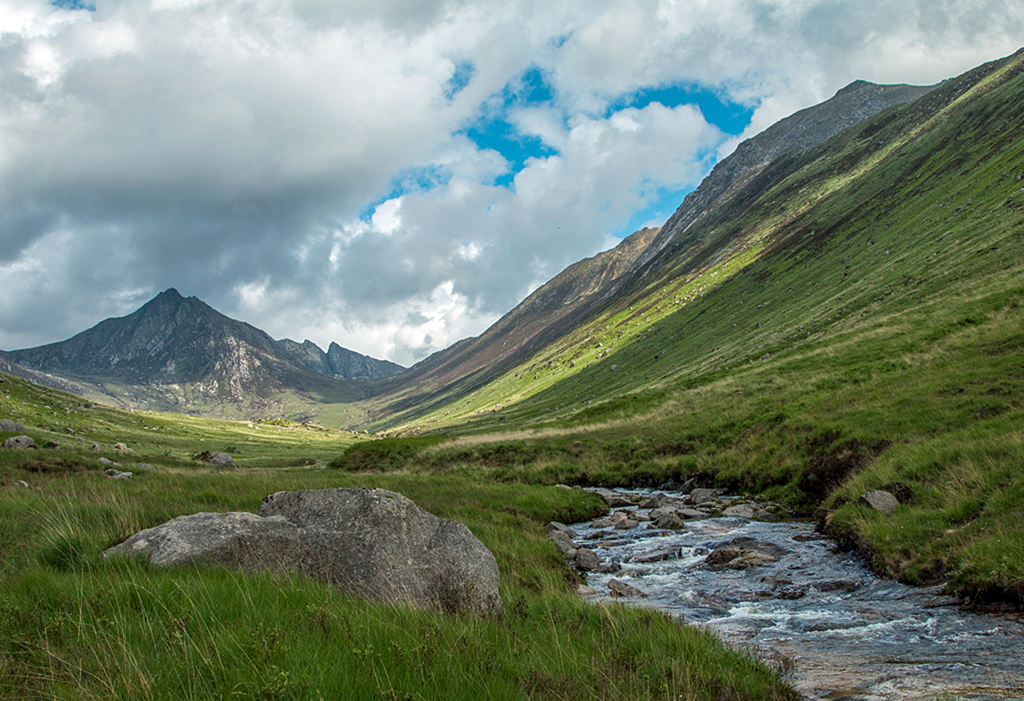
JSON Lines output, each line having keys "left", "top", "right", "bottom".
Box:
{"left": 1, "top": 0, "right": 1021, "bottom": 366}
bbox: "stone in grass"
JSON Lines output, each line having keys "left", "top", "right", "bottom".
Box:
{"left": 3, "top": 435, "right": 37, "bottom": 450}
{"left": 136, "top": 463, "right": 155, "bottom": 471}
{"left": 114, "top": 442, "right": 133, "bottom": 452}
{"left": 104, "top": 488, "right": 502, "bottom": 616}
{"left": 858, "top": 490, "right": 899, "bottom": 514}
{"left": 0, "top": 419, "right": 27, "bottom": 433}
{"left": 209, "top": 452, "right": 235, "bottom": 468}
{"left": 104, "top": 468, "right": 133, "bottom": 480}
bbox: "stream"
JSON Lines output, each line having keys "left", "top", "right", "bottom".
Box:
{"left": 569, "top": 491, "right": 1024, "bottom": 700}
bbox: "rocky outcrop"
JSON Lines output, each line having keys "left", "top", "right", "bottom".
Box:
{"left": 105, "top": 488, "right": 501, "bottom": 615}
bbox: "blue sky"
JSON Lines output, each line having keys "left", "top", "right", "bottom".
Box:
{"left": 1, "top": 0, "right": 1021, "bottom": 364}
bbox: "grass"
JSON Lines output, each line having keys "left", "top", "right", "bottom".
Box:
{"left": 0, "top": 373, "right": 797, "bottom": 700}
{"left": 332, "top": 51, "right": 1024, "bottom": 608}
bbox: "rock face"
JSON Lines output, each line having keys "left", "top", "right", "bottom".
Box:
{"left": 105, "top": 488, "right": 501, "bottom": 615}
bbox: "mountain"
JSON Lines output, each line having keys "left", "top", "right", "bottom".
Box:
{"left": 2, "top": 289, "right": 403, "bottom": 419}
{"left": 360, "top": 79, "right": 946, "bottom": 427}
{"left": 367, "top": 227, "right": 660, "bottom": 418}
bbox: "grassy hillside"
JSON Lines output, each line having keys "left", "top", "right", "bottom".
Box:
{"left": 0, "top": 373, "right": 796, "bottom": 699}
{"left": 341, "top": 50, "right": 1024, "bottom": 607}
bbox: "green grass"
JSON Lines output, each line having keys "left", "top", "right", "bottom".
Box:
{"left": 0, "top": 374, "right": 796, "bottom": 700}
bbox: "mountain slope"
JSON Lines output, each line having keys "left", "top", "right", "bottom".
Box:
{"left": 365, "top": 227, "right": 661, "bottom": 420}
{"left": 2, "top": 289, "right": 402, "bottom": 419}
{"left": 338, "top": 48, "right": 1024, "bottom": 607}
{"left": 388, "top": 47, "right": 1024, "bottom": 433}
{"left": 362, "top": 79, "right": 941, "bottom": 428}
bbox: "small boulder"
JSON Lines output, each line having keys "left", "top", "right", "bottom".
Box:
{"left": 689, "top": 488, "right": 718, "bottom": 505}
{"left": 0, "top": 419, "right": 27, "bottom": 433}
{"left": 114, "top": 442, "right": 133, "bottom": 452}
{"left": 16, "top": 480, "right": 29, "bottom": 489}
{"left": 209, "top": 452, "right": 235, "bottom": 468}
{"left": 104, "top": 468, "right": 133, "bottom": 480}
{"left": 3, "top": 435, "right": 37, "bottom": 450}
{"left": 572, "top": 548, "right": 601, "bottom": 571}
{"left": 136, "top": 463, "right": 155, "bottom": 472}
{"left": 706, "top": 547, "right": 777, "bottom": 570}
{"left": 546, "top": 522, "right": 579, "bottom": 539}
{"left": 608, "top": 579, "right": 646, "bottom": 598}
{"left": 653, "top": 512, "right": 685, "bottom": 529}
{"left": 858, "top": 490, "right": 899, "bottom": 514}
{"left": 723, "top": 504, "right": 757, "bottom": 519}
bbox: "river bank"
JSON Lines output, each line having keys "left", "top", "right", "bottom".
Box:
{"left": 555, "top": 488, "right": 1024, "bottom": 700}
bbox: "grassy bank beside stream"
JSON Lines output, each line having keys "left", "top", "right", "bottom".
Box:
{"left": 0, "top": 372, "right": 797, "bottom": 700}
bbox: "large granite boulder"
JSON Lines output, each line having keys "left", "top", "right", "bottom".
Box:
{"left": 105, "top": 488, "right": 501, "bottom": 615}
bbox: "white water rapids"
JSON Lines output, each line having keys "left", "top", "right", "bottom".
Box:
{"left": 570, "top": 492, "right": 1024, "bottom": 700}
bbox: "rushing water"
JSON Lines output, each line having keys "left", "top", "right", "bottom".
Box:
{"left": 570, "top": 492, "right": 1024, "bottom": 700}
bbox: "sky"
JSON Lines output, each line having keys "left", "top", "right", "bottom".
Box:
{"left": 1, "top": 0, "right": 1022, "bottom": 366}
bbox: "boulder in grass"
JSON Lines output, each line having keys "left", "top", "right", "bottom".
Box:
{"left": 105, "top": 488, "right": 502, "bottom": 615}
{"left": 209, "top": 452, "right": 235, "bottom": 468}
{"left": 3, "top": 435, "right": 37, "bottom": 450}
{"left": 1, "top": 419, "right": 27, "bottom": 433}
{"left": 858, "top": 490, "right": 900, "bottom": 514}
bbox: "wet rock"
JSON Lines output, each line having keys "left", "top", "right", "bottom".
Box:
{"left": 677, "top": 508, "right": 704, "bottom": 520}
{"left": 634, "top": 547, "right": 681, "bottom": 564}
{"left": 614, "top": 517, "right": 640, "bottom": 530}
{"left": 572, "top": 548, "right": 600, "bottom": 571}
{"left": 706, "top": 547, "right": 778, "bottom": 570}
{"left": 639, "top": 494, "right": 668, "bottom": 509}
{"left": 594, "top": 562, "right": 622, "bottom": 574}
{"left": 689, "top": 488, "right": 718, "bottom": 505}
{"left": 653, "top": 512, "right": 686, "bottom": 529}
{"left": 705, "top": 539, "right": 786, "bottom": 571}
{"left": 858, "top": 490, "right": 899, "bottom": 514}
{"left": 547, "top": 522, "right": 579, "bottom": 539}
{"left": 723, "top": 504, "right": 758, "bottom": 519}
{"left": 608, "top": 578, "right": 646, "bottom": 598}
{"left": 0, "top": 419, "right": 27, "bottom": 432}
{"left": 548, "top": 530, "right": 577, "bottom": 556}
{"left": 105, "top": 468, "right": 133, "bottom": 480}
{"left": 3, "top": 435, "right": 37, "bottom": 450}
{"left": 583, "top": 529, "right": 614, "bottom": 540}
{"left": 815, "top": 580, "right": 862, "bottom": 593}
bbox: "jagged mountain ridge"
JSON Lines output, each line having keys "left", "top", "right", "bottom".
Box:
{"left": 4, "top": 289, "right": 403, "bottom": 383}
{"left": 2, "top": 289, "right": 403, "bottom": 419}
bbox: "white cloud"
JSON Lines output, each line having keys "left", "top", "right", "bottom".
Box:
{"left": 1, "top": 0, "right": 1022, "bottom": 364}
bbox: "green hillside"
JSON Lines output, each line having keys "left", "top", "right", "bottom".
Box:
{"left": 346, "top": 50, "right": 1024, "bottom": 606}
